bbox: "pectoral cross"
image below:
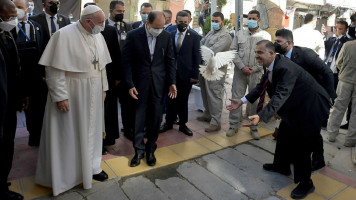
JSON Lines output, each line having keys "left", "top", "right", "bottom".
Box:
{"left": 92, "top": 58, "right": 98, "bottom": 69}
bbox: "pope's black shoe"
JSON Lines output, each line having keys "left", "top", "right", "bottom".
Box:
{"left": 130, "top": 153, "right": 144, "bottom": 167}
{"left": 311, "top": 159, "right": 325, "bottom": 171}
{"left": 263, "top": 163, "right": 291, "bottom": 176}
{"left": 179, "top": 125, "right": 193, "bottom": 136}
{"left": 146, "top": 153, "right": 156, "bottom": 166}
{"left": 159, "top": 123, "right": 173, "bottom": 133}
{"left": 93, "top": 170, "right": 108, "bottom": 182}
{"left": 1, "top": 189, "right": 24, "bottom": 200}
{"left": 291, "top": 179, "right": 315, "bottom": 199}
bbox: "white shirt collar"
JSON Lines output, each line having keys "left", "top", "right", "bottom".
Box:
{"left": 285, "top": 47, "right": 293, "bottom": 59}
{"left": 44, "top": 11, "right": 57, "bottom": 20}
{"left": 176, "top": 28, "right": 188, "bottom": 36}
{"left": 107, "top": 18, "right": 119, "bottom": 26}
{"left": 268, "top": 59, "right": 275, "bottom": 72}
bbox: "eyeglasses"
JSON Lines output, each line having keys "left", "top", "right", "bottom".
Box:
{"left": 0, "top": 16, "right": 17, "bottom": 22}
{"left": 47, "top": 1, "right": 60, "bottom": 6}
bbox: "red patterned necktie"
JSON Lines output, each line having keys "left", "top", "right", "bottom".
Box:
{"left": 256, "top": 70, "right": 270, "bottom": 113}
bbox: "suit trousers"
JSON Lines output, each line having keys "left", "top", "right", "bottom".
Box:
{"left": 166, "top": 77, "right": 192, "bottom": 126}
{"left": 117, "top": 83, "right": 135, "bottom": 136}
{"left": 273, "top": 120, "right": 313, "bottom": 183}
{"left": 133, "top": 81, "right": 163, "bottom": 154}
{"left": 229, "top": 67, "right": 263, "bottom": 129}
{"left": 327, "top": 81, "right": 356, "bottom": 142}
{"left": 25, "top": 80, "right": 48, "bottom": 145}
{"left": 103, "top": 85, "right": 120, "bottom": 146}
{"left": 199, "top": 66, "right": 227, "bottom": 126}
{"left": 0, "top": 106, "right": 17, "bottom": 191}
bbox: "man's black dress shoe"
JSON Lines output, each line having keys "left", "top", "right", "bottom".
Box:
{"left": 340, "top": 122, "right": 349, "bottom": 129}
{"left": 1, "top": 190, "right": 24, "bottom": 200}
{"left": 311, "top": 159, "right": 325, "bottom": 171}
{"left": 159, "top": 123, "right": 173, "bottom": 133}
{"left": 179, "top": 125, "right": 193, "bottom": 136}
{"left": 291, "top": 179, "right": 315, "bottom": 199}
{"left": 263, "top": 163, "right": 291, "bottom": 176}
{"left": 130, "top": 153, "right": 144, "bottom": 167}
{"left": 146, "top": 153, "right": 156, "bottom": 166}
{"left": 93, "top": 170, "right": 108, "bottom": 182}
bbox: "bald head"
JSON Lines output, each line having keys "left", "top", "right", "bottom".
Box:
{"left": 13, "top": 0, "right": 28, "bottom": 9}
{"left": 146, "top": 10, "right": 165, "bottom": 29}
{"left": 0, "top": 0, "right": 17, "bottom": 21}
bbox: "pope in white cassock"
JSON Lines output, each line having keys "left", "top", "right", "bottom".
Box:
{"left": 35, "top": 5, "right": 112, "bottom": 196}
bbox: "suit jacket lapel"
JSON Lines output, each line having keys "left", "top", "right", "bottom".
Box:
{"left": 40, "top": 13, "right": 50, "bottom": 38}
{"left": 139, "top": 27, "right": 151, "bottom": 62}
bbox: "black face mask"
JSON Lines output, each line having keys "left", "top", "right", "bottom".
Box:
{"left": 274, "top": 42, "right": 288, "bottom": 55}
{"left": 177, "top": 23, "right": 188, "bottom": 32}
{"left": 49, "top": 4, "right": 58, "bottom": 15}
{"left": 114, "top": 14, "right": 124, "bottom": 22}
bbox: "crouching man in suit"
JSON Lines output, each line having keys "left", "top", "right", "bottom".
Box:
{"left": 227, "top": 40, "right": 331, "bottom": 199}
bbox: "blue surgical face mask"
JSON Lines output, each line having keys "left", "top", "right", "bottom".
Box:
{"left": 29, "top": 6, "right": 34, "bottom": 12}
{"left": 211, "top": 22, "right": 220, "bottom": 31}
{"left": 247, "top": 20, "right": 258, "bottom": 29}
{"left": 141, "top": 14, "right": 148, "bottom": 23}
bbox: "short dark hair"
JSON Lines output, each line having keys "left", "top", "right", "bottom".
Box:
{"left": 257, "top": 40, "right": 275, "bottom": 52}
{"left": 163, "top": 10, "right": 172, "bottom": 15}
{"left": 212, "top": 11, "right": 224, "bottom": 21}
{"left": 248, "top": 10, "right": 260, "bottom": 19}
{"left": 304, "top": 14, "right": 315, "bottom": 24}
{"left": 350, "top": 13, "right": 356, "bottom": 23}
{"left": 182, "top": 9, "right": 191, "bottom": 16}
{"left": 275, "top": 29, "right": 293, "bottom": 42}
{"left": 147, "top": 11, "right": 164, "bottom": 24}
{"left": 140, "top": 2, "right": 152, "bottom": 10}
{"left": 84, "top": 2, "right": 96, "bottom": 8}
{"left": 176, "top": 11, "right": 188, "bottom": 19}
{"left": 336, "top": 20, "right": 348, "bottom": 29}
{"left": 110, "top": 1, "right": 124, "bottom": 10}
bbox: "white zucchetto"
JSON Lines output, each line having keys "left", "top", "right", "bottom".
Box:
{"left": 81, "top": 5, "right": 102, "bottom": 16}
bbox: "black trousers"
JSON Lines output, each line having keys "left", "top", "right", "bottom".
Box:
{"left": 0, "top": 106, "right": 17, "bottom": 192}
{"left": 103, "top": 85, "right": 120, "bottom": 146}
{"left": 117, "top": 83, "right": 135, "bottom": 137}
{"left": 133, "top": 81, "right": 163, "bottom": 154}
{"left": 273, "top": 120, "right": 314, "bottom": 183}
{"left": 25, "top": 80, "right": 47, "bottom": 146}
{"left": 166, "top": 78, "right": 192, "bottom": 126}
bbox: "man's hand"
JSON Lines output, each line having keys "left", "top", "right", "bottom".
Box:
{"left": 168, "top": 84, "right": 177, "bottom": 99}
{"left": 57, "top": 100, "right": 69, "bottom": 112}
{"left": 226, "top": 99, "right": 243, "bottom": 111}
{"left": 241, "top": 66, "right": 251, "bottom": 75}
{"left": 190, "top": 78, "right": 198, "bottom": 83}
{"left": 20, "top": 97, "right": 29, "bottom": 111}
{"left": 129, "top": 87, "right": 138, "bottom": 100}
{"left": 243, "top": 115, "right": 260, "bottom": 127}
{"left": 103, "top": 92, "right": 106, "bottom": 100}
{"left": 114, "top": 80, "right": 121, "bottom": 87}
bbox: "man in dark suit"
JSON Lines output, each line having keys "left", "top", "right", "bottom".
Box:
{"left": 12, "top": 0, "right": 45, "bottom": 147}
{"left": 0, "top": 1, "right": 25, "bottom": 199}
{"left": 166, "top": 10, "right": 198, "bottom": 35}
{"left": 104, "top": 0, "right": 134, "bottom": 140}
{"left": 122, "top": 11, "right": 176, "bottom": 167}
{"left": 105, "top": 0, "right": 132, "bottom": 50}
{"left": 273, "top": 28, "right": 335, "bottom": 171}
{"left": 324, "top": 20, "right": 351, "bottom": 129}
{"left": 131, "top": 2, "right": 152, "bottom": 29}
{"left": 29, "top": 0, "right": 70, "bottom": 47}
{"left": 160, "top": 11, "right": 200, "bottom": 136}
{"left": 227, "top": 40, "right": 331, "bottom": 199}
{"left": 163, "top": 9, "right": 172, "bottom": 30}
{"left": 26, "top": 0, "right": 69, "bottom": 145}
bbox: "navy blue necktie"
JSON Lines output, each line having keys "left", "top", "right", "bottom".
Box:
{"left": 17, "top": 22, "right": 26, "bottom": 42}
{"left": 50, "top": 16, "right": 56, "bottom": 35}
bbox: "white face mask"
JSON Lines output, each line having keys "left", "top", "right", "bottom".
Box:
{"left": 17, "top": 8, "right": 26, "bottom": 20}
{"left": 0, "top": 18, "right": 18, "bottom": 32}
{"left": 148, "top": 26, "right": 163, "bottom": 37}
{"left": 90, "top": 20, "right": 104, "bottom": 35}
